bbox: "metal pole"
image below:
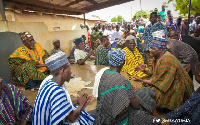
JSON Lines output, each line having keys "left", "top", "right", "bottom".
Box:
{"left": 187, "top": 0, "right": 191, "bottom": 35}
{"left": 0, "top": 0, "right": 6, "bottom": 21}
{"left": 83, "top": 13, "right": 86, "bottom": 27}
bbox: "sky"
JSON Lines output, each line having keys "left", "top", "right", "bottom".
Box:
{"left": 88, "top": 0, "right": 180, "bottom": 22}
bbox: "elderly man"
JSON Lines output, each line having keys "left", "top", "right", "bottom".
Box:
{"left": 94, "top": 49, "right": 160, "bottom": 125}
{"left": 95, "top": 35, "right": 110, "bottom": 65}
{"left": 8, "top": 32, "right": 49, "bottom": 87}
{"left": 0, "top": 77, "right": 33, "bottom": 124}
{"left": 51, "top": 38, "right": 63, "bottom": 55}
{"left": 167, "top": 29, "right": 199, "bottom": 80}
{"left": 74, "top": 38, "right": 94, "bottom": 65}
{"left": 132, "top": 31, "right": 194, "bottom": 111}
{"left": 32, "top": 51, "right": 94, "bottom": 125}
{"left": 121, "top": 35, "right": 147, "bottom": 78}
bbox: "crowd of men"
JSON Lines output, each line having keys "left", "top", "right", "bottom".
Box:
{"left": 0, "top": 4, "right": 200, "bottom": 125}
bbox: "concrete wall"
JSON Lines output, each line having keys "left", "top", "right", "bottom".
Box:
{"left": 0, "top": 20, "right": 87, "bottom": 81}
{"left": 5, "top": 10, "right": 103, "bottom": 31}
{"left": 0, "top": 32, "right": 23, "bottom": 82}
{"left": 0, "top": 20, "right": 87, "bottom": 56}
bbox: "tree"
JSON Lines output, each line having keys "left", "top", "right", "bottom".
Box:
{"left": 167, "top": 0, "right": 200, "bottom": 15}
{"left": 117, "top": 15, "right": 123, "bottom": 22}
{"left": 111, "top": 17, "right": 117, "bottom": 22}
{"left": 111, "top": 15, "right": 124, "bottom": 22}
{"left": 132, "top": 10, "right": 153, "bottom": 20}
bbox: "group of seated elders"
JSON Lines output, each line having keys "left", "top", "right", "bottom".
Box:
{"left": 74, "top": 38, "right": 95, "bottom": 65}
{"left": 32, "top": 52, "right": 95, "bottom": 125}
{"left": 121, "top": 35, "right": 147, "bottom": 78}
{"left": 8, "top": 32, "right": 49, "bottom": 88}
{"left": 132, "top": 30, "right": 194, "bottom": 111}
{"left": 95, "top": 35, "right": 110, "bottom": 66}
{"left": 0, "top": 77, "right": 33, "bottom": 124}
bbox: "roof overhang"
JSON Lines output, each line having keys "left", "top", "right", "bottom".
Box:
{"left": 3, "top": 0, "right": 134, "bottom": 15}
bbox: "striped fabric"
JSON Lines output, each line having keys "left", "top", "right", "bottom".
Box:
{"left": 151, "top": 52, "right": 194, "bottom": 110}
{"left": 0, "top": 84, "right": 33, "bottom": 124}
{"left": 121, "top": 47, "right": 147, "bottom": 78}
{"left": 95, "top": 70, "right": 159, "bottom": 125}
{"left": 8, "top": 44, "right": 49, "bottom": 86}
{"left": 65, "top": 105, "right": 95, "bottom": 125}
{"left": 95, "top": 45, "right": 109, "bottom": 66}
{"left": 8, "top": 58, "right": 47, "bottom": 86}
{"left": 32, "top": 80, "right": 72, "bottom": 125}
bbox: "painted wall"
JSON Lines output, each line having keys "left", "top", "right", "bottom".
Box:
{"left": 0, "top": 20, "right": 87, "bottom": 56}
{"left": 5, "top": 10, "right": 104, "bottom": 31}
{"left": 0, "top": 20, "right": 87, "bottom": 81}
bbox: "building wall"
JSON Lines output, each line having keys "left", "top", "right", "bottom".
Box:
{"left": 5, "top": 10, "right": 104, "bottom": 31}
{"left": 0, "top": 20, "right": 87, "bottom": 56}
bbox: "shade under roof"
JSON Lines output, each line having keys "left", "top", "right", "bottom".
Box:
{"left": 3, "top": 0, "right": 134, "bottom": 15}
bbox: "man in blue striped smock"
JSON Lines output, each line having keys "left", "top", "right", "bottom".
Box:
{"left": 32, "top": 51, "right": 94, "bottom": 125}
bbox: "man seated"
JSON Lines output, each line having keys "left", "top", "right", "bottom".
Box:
{"left": 95, "top": 36, "right": 110, "bottom": 65}
{"left": 121, "top": 35, "right": 147, "bottom": 78}
{"left": 51, "top": 38, "right": 63, "bottom": 55}
{"left": 167, "top": 29, "right": 199, "bottom": 80}
{"left": 32, "top": 51, "right": 94, "bottom": 125}
{"left": 167, "top": 63, "right": 200, "bottom": 124}
{"left": 132, "top": 31, "right": 194, "bottom": 111}
{"left": 8, "top": 32, "right": 49, "bottom": 88}
{"left": 74, "top": 38, "right": 95, "bottom": 65}
{"left": 0, "top": 77, "right": 33, "bottom": 124}
{"left": 94, "top": 49, "right": 160, "bottom": 124}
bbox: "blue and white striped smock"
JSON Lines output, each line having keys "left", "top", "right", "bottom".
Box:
{"left": 32, "top": 79, "right": 95, "bottom": 125}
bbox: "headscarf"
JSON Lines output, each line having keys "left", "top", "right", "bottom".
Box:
{"left": 150, "top": 30, "right": 167, "bottom": 49}
{"left": 52, "top": 38, "right": 59, "bottom": 44}
{"left": 125, "top": 35, "right": 137, "bottom": 46}
{"left": 19, "top": 31, "right": 33, "bottom": 42}
{"left": 45, "top": 51, "right": 69, "bottom": 72}
{"left": 74, "top": 38, "right": 84, "bottom": 45}
{"left": 108, "top": 49, "right": 125, "bottom": 67}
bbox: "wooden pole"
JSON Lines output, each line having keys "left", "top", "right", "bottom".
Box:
{"left": 83, "top": 13, "right": 86, "bottom": 26}
{"left": 0, "top": 0, "right": 6, "bottom": 21}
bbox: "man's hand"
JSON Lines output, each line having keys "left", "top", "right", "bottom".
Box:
{"left": 135, "top": 64, "right": 146, "bottom": 72}
{"left": 86, "top": 95, "right": 93, "bottom": 102}
{"left": 77, "top": 93, "right": 88, "bottom": 107}
{"left": 130, "top": 76, "right": 141, "bottom": 82}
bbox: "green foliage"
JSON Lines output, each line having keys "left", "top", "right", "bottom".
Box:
{"left": 111, "top": 17, "right": 117, "bottom": 22}
{"left": 132, "top": 10, "right": 153, "bottom": 20}
{"left": 167, "top": 0, "right": 200, "bottom": 15}
{"left": 162, "top": 2, "right": 169, "bottom": 8}
{"left": 117, "top": 15, "right": 123, "bottom": 22}
{"left": 111, "top": 15, "right": 124, "bottom": 22}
